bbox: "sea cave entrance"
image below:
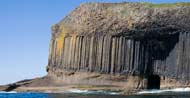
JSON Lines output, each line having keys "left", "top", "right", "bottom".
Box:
{"left": 147, "top": 75, "right": 160, "bottom": 89}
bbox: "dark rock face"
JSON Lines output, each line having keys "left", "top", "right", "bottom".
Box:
{"left": 47, "top": 2, "right": 190, "bottom": 89}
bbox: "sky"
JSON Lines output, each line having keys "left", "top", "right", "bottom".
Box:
{"left": 0, "top": 0, "right": 190, "bottom": 85}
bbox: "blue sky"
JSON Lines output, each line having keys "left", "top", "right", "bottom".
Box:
{"left": 0, "top": 0, "right": 190, "bottom": 85}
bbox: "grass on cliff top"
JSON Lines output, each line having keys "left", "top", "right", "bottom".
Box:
{"left": 141, "top": 2, "right": 190, "bottom": 7}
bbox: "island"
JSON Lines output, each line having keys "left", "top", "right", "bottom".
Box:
{"left": 1, "top": 2, "right": 190, "bottom": 94}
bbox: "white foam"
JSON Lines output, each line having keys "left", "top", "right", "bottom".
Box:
{"left": 108, "top": 92, "right": 120, "bottom": 95}
{"left": 94, "top": 90, "right": 120, "bottom": 95}
{"left": 0, "top": 91, "right": 17, "bottom": 93}
{"left": 171, "top": 88, "right": 190, "bottom": 92}
{"left": 66, "top": 89, "right": 120, "bottom": 95}
{"left": 137, "top": 87, "right": 190, "bottom": 94}
{"left": 67, "top": 89, "right": 89, "bottom": 93}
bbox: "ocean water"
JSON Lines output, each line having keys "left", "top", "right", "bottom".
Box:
{"left": 0, "top": 89, "right": 190, "bottom": 98}
{"left": 0, "top": 92, "right": 190, "bottom": 98}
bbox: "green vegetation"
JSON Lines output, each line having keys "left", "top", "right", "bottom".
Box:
{"left": 141, "top": 2, "right": 190, "bottom": 7}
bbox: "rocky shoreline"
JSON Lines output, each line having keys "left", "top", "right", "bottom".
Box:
{"left": 0, "top": 76, "right": 134, "bottom": 95}
{"left": 1, "top": 72, "right": 189, "bottom": 95}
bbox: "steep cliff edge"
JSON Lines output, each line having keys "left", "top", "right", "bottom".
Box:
{"left": 46, "top": 2, "right": 190, "bottom": 90}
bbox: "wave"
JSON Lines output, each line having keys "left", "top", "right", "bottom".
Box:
{"left": 67, "top": 89, "right": 88, "bottom": 93}
{"left": 0, "top": 91, "right": 17, "bottom": 93}
{"left": 137, "top": 87, "right": 190, "bottom": 94}
{"left": 66, "top": 89, "right": 120, "bottom": 95}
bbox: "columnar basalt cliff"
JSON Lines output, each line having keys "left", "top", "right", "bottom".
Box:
{"left": 47, "top": 3, "right": 190, "bottom": 90}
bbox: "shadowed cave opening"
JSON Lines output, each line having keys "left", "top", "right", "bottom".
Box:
{"left": 147, "top": 74, "right": 160, "bottom": 89}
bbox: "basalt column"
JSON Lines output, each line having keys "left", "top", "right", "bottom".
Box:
{"left": 48, "top": 29, "right": 189, "bottom": 82}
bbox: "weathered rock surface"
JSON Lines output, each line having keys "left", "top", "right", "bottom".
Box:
{"left": 46, "top": 2, "right": 190, "bottom": 90}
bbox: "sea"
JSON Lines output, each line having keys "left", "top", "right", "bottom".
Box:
{"left": 0, "top": 88, "right": 190, "bottom": 98}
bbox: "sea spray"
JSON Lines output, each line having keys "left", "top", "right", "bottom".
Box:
{"left": 137, "top": 88, "right": 190, "bottom": 94}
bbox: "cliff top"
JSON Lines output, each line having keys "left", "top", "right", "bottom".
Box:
{"left": 52, "top": 2, "right": 190, "bottom": 36}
